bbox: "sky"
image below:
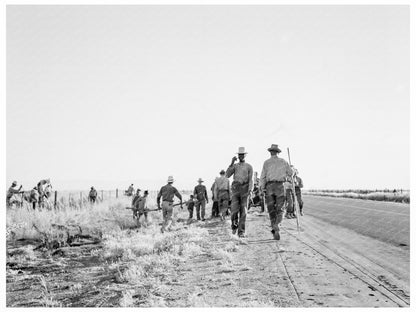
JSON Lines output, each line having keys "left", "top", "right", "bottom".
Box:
{"left": 6, "top": 5, "right": 410, "bottom": 191}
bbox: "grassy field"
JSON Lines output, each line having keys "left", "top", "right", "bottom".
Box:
{"left": 6, "top": 192, "right": 242, "bottom": 307}
{"left": 304, "top": 189, "right": 410, "bottom": 203}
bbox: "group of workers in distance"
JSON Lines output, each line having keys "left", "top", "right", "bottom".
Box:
{"left": 6, "top": 179, "right": 53, "bottom": 209}
{"left": 8, "top": 144, "right": 303, "bottom": 241}
{"left": 130, "top": 144, "right": 303, "bottom": 240}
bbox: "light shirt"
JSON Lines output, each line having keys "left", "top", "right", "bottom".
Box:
{"left": 226, "top": 162, "right": 253, "bottom": 191}
{"left": 157, "top": 184, "right": 182, "bottom": 203}
{"left": 260, "top": 155, "right": 293, "bottom": 190}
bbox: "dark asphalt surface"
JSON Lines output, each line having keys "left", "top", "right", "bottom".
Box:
{"left": 302, "top": 195, "right": 410, "bottom": 247}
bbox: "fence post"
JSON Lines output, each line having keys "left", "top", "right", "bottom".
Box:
{"left": 54, "top": 191, "right": 57, "bottom": 210}
{"left": 101, "top": 190, "right": 104, "bottom": 201}
{"left": 116, "top": 188, "right": 118, "bottom": 198}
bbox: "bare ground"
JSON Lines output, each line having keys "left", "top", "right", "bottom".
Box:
{"left": 6, "top": 206, "right": 410, "bottom": 307}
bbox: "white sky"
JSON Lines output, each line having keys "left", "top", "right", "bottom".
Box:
{"left": 6, "top": 5, "right": 409, "bottom": 191}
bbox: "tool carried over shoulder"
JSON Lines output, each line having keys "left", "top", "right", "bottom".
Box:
{"left": 287, "top": 148, "right": 301, "bottom": 234}
{"left": 125, "top": 207, "right": 160, "bottom": 212}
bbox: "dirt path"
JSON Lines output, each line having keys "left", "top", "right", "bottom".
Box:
{"left": 169, "top": 208, "right": 410, "bottom": 307}
{"left": 7, "top": 205, "right": 410, "bottom": 307}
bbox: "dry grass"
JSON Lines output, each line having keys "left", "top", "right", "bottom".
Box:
{"left": 304, "top": 190, "right": 410, "bottom": 203}
{"left": 6, "top": 191, "right": 242, "bottom": 307}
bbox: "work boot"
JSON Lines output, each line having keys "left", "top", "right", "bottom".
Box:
{"left": 232, "top": 228, "right": 237, "bottom": 235}
{"left": 238, "top": 233, "right": 246, "bottom": 238}
{"left": 300, "top": 209, "right": 304, "bottom": 216}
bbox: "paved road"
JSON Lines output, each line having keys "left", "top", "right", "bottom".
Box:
{"left": 302, "top": 195, "right": 410, "bottom": 247}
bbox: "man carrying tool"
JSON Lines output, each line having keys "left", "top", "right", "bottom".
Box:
{"left": 226, "top": 147, "right": 253, "bottom": 238}
{"left": 283, "top": 180, "right": 296, "bottom": 219}
{"left": 292, "top": 167, "right": 304, "bottom": 216}
{"left": 135, "top": 190, "right": 150, "bottom": 227}
{"left": 260, "top": 144, "right": 293, "bottom": 240}
{"left": 193, "top": 178, "right": 209, "bottom": 221}
{"left": 131, "top": 189, "right": 141, "bottom": 218}
{"left": 6, "top": 181, "right": 23, "bottom": 208}
{"left": 214, "top": 170, "right": 230, "bottom": 221}
{"left": 157, "top": 176, "right": 182, "bottom": 233}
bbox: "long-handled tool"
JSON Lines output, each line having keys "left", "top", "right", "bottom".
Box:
{"left": 287, "top": 148, "right": 300, "bottom": 234}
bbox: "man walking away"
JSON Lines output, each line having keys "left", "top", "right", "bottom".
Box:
{"left": 186, "top": 195, "right": 196, "bottom": 219}
{"left": 211, "top": 181, "right": 219, "bottom": 218}
{"left": 88, "top": 187, "right": 98, "bottom": 204}
{"left": 157, "top": 176, "right": 182, "bottom": 233}
{"left": 226, "top": 147, "right": 253, "bottom": 238}
{"left": 214, "top": 170, "right": 230, "bottom": 221}
{"left": 293, "top": 167, "right": 304, "bottom": 216}
{"left": 194, "top": 178, "right": 209, "bottom": 221}
{"left": 135, "top": 190, "right": 149, "bottom": 227}
{"left": 283, "top": 180, "right": 295, "bottom": 219}
{"left": 30, "top": 186, "right": 39, "bottom": 210}
{"left": 131, "top": 189, "right": 142, "bottom": 218}
{"left": 260, "top": 144, "right": 293, "bottom": 240}
{"left": 6, "top": 181, "right": 23, "bottom": 208}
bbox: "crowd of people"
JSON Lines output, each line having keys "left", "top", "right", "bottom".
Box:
{"left": 129, "top": 144, "right": 304, "bottom": 240}
{"left": 8, "top": 144, "right": 303, "bottom": 241}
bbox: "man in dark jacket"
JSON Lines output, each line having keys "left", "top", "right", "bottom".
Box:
{"left": 194, "top": 178, "right": 209, "bottom": 221}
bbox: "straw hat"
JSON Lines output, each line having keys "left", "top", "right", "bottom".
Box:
{"left": 197, "top": 178, "right": 204, "bottom": 183}
{"left": 236, "top": 147, "right": 247, "bottom": 154}
{"left": 167, "top": 176, "right": 174, "bottom": 183}
{"left": 267, "top": 144, "right": 281, "bottom": 153}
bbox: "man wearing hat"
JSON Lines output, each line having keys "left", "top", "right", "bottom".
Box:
{"left": 214, "top": 170, "right": 231, "bottom": 221}
{"left": 6, "top": 181, "right": 23, "bottom": 207}
{"left": 292, "top": 167, "right": 304, "bottom": 216}
{"left": 226, "top": 147, "right": 253, "bottom": 237}
{"left": 157, "top": 176, "right": 182, "bottom": 233}
{"left": 193, "top": 178, "right": 209, "bottom": 221}
{"left": 260, "top": 144, "right": 293, "bottom": 240}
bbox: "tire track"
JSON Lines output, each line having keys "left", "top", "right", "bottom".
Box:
{"left": 280, "top": 226, "right": 409, "bottom": 307}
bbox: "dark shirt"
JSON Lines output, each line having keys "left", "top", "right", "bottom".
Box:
{"left": 193, "top": 185, "right": 208, "bottom": 202}
{"left": 157, "top": 184, "right": 182, "bottom": 204}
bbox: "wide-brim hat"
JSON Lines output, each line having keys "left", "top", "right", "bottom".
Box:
{"left": 197, "top": 178, "right": 204, "bottom": 183}
{"left": 267, "top": 144, "right": 281, "bottom": 153}
{"left": 236, "top": 147, "right": 247, "bottom": 154}
{"left": 167, "top": 176, "right": 175, "bottom": 183}
{"left": 12, "top": 181, "right": 17, "bottom": 185}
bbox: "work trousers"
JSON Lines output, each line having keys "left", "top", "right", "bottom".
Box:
{"left": 266, "top": 182, "right": 286, "bottom": 233}
{"left": 161, "top": 201, "right": 173, "bottom": 232}
{"left": 295, "top": 187, "right": 303, "bottom": 210}
{"left": 218, "top": 190, "right": 230, "bottom": 218}
{"left": 211, "top": 201, "right": 219, "bottom": 217}
{"left": 285, "top": 189, "right": 295, "bottom": 214}
{"left": 230, "top": 182, "right": 249, "bottom": 235}
{"left": 195, "top": 200, "right": 206, "bottom": 220}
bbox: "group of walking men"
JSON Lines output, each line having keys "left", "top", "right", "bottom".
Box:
{"left": 154, "top": 144, "right": 303, "bottom": 240}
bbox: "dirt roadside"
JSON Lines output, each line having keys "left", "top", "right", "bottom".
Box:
{"left": 6, "top": 207, "right": 410, "bottom": 307}
{"left": 168, "top": 208, "right": 410, "bottom": 307}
